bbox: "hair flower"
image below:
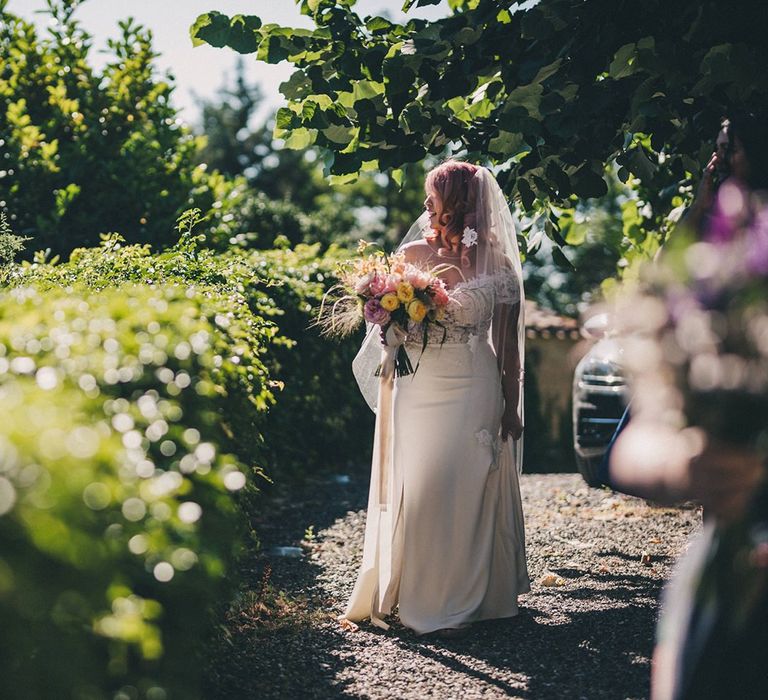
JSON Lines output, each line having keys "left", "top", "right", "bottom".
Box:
{"left": 462, "top": 226, "right": 478, "bottom": 247}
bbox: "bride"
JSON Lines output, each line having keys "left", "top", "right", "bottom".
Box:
{"left": 343, "top": 160, "right": 530, "bottom": 636}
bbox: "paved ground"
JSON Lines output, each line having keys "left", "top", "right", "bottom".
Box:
{"left": 205, "top": 473, "right": 701, "bottom": 700}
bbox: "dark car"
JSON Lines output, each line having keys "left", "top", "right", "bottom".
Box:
{"left": 572, "top": 314, "right": 628, "bottom": 486}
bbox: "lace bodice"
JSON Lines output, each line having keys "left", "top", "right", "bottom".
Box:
{"left": 406, "top": 272, "right": 520, "bottom": 346}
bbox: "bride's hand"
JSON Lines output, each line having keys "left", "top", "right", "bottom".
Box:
{"left": 501, "top": 408, "right": 523, "bottom": 442}
{"left": 382, "top": 323, "right": 407, "bottom": 347}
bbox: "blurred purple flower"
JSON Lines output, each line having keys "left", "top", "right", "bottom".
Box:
{"left": 706, "top": 181, "right": 747, "bottom": 245}
{"left": 746, "top": 208, "right": 768, "bottom": 276}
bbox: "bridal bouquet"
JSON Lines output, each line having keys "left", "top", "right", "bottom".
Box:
{"left": 317, "top": 241, "right": 451, "bottom": 376}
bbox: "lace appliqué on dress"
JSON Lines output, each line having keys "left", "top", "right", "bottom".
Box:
{"left": 407, "top": 277, "right": 492, "bottom": 346}
{"left": 492, "top": 273, "right": 521, "bottom": 306}
{"left": 475, "top": 429, "right": 502, "bottom": 471}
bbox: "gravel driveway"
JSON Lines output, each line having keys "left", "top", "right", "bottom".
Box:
{"left": 205, "top": 473, "right": 701, "bottom": 700}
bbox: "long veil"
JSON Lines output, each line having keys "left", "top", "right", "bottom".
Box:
{"left": 351, "top": 166, "right": 526, "bottom": 470}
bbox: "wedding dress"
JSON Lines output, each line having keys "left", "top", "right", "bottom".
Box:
{"left": 343, "top": 168, "right": 530, "bottom": 634}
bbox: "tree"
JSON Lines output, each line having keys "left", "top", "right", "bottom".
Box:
{"left": 192, "top": 0, "right": 768, "bottom": 266}
{"left": 0, "top": 0, "right": 208, "bottom": 256}
{"left": 195, "top": 58, "right": 432, "bottom": 249}
{"left": 196, "top": 58, "right": 264, "bottom": 180}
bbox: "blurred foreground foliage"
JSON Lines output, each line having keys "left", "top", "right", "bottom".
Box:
{"left": 0, "top": 283, "right": 266, "bottom": 698}
{"left": 0, "top": 224, "right": 370, "bottom": 698}
{"left": 10, "top": 227, "right": 372, "bottom": 476}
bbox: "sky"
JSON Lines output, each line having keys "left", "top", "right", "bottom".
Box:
{"left": 6, "top": 0, "right": 447, "bottom": 128}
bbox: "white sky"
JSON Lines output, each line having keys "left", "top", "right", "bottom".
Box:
{"left": 6, "top": 0, "right": 447, "bottom": 128}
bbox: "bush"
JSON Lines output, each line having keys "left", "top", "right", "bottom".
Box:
{"left": 0, "top": 282, "right": 274, "bottom": 698}
{"left": 0, "top": 2, "right": 209, "bottom": 255}
{"left": 10, "top": 230, "right": 374, "bottom": 479}
{"left": 190, "top": 170, "right": 345, "bottom": 251}
{"left": 251, "top": 245, "right": 373, "bottom": 477}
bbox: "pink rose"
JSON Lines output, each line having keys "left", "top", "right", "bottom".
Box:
{"left": 405, "top": 266, "right": 431, "bottom": 290}
{"left": 369, "top": 273, "right": 388, "bottom": 297}
{"left": 383, "top": 274, "right": 399, "bottom": 294}
{"left": 354, "top": 271, "right": 373, "bottom": 295}
{"left": 363, "top": 299, "right": 391, "bottom": 326}
{"left": 430, "top": 281, "right": 450, "bottom": 307}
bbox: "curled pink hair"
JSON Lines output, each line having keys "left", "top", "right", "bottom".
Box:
{"left": 424, "top": 160, "right": 479, "bottom": 268}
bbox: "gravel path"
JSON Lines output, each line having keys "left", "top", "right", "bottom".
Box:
{"left": 205, "top": 473, "right": 701, "bottom": 700}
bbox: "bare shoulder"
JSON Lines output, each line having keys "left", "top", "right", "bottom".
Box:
{"left": 400, "top": 239, "right": 434, "bottom": 264}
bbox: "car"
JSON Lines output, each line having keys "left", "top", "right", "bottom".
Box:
{"left": 572, "top": 313, "right": 629, "bottom": 486}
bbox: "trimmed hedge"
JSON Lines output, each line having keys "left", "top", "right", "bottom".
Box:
{"left": 9, "top": 234, "right": 373, "bottom": 478}
{"left": 0, "top": 284, "right": 272, "bottom": 698}
{"left": 0, "top": 234, "right": 372, "bottom": 697}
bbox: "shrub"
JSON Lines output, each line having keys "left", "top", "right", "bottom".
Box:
{"left": 251, "top": 245, "right": 373, "bottom": 477}
{"left": 189, "top": 170, "right": 342, "bottom": 251}
{"left": 0, "top": 282, "right": 274, "bottom": 698}
{"left": 0, "top": 2, "right": 209, "bottom": 255}
{"left": 9, "top": 231, "right": 374, "bottom": 479}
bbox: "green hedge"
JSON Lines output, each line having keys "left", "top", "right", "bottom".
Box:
{"left": 0, "top": 233, "right": 372, "bottom": 696}
{"left": 10, "top": 234, "right": 373, "bottom": 478}
{"left": 0, "top": 283, "right": 273, "bottom": 698}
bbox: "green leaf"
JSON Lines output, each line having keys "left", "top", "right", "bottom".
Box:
{"left": 329, "top": 173, "right": 359, "bottom": 186}
{"left": 257, "top": 33, "right": 290, "bottom": 63}
{"left": 504, "top": 82, "right": 543, "bottom": 119}
{"left": 629, "top": 148, "right": 656, "bottom": 182}
{"left": 227, "top": 15, "right": 263, "bottom": 54}
{"left": 564, "top": 221, "right": 587, "bottom": 246}
{"left": 366, "top": 16, "right": 393, "bottom": 33}
{"left": 352, "top": 80, "right": 385, "bottom": 101}
{"left": 532, "top": 59, "right": 562, "bottom": 84}
{"left": 279, "top": 71, "right": 313, "bottom": 100}
{"left": 571, "top": 164, "right": 607, "bottom": 199}
{"left": 283, "top": 128, "right": 317, "bottom": 150}
{"left": 190, "top": 12, "right": 261, "bottom": 53}
{"left": 190, "top": 13, "right": 217, "bottom": 47}
{"left": 322, "top": 124, "right": 356, "bottom": 145}
{"left": 552, "top": 246, "right": 574, "bottom": 271}
{"left": 608, "top": 42, "right": 637, "bottom": 80}
{"left": 488, "top": 131, "right": 531, "bottom": 161}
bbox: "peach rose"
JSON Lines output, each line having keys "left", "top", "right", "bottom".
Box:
{"left": 407, "top": 299, "right": 428, "bottom": 322}
{"left": 380, "top": 293, "right": 400, "bottom": 311}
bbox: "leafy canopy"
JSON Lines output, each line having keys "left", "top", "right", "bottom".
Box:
{"left": 193, "top": 0, "right": 768, "bottom": 260}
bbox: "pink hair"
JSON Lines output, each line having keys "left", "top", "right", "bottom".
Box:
{"left": 424, "top": 160, "right": 479, "bottom": 268}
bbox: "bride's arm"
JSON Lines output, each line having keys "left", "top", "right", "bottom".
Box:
{"left": 498, "top": 301, "right": 523, "bottom": 441}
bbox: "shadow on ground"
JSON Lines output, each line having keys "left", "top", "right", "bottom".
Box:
{"left": 204, "top": 474, "right": 666, "bottom": 699}
{"left": 203, "top": 473, "right": 368, "bottom": 699}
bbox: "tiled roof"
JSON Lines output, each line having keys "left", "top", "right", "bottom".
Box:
{"left": 525, "top": 300, "right": 580, "bottom": 339}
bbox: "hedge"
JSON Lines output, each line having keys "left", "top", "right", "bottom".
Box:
{"left": 0, "top": 283, "right": 273, "bottom": 698}
{"left": 0, "top": 232, "right": 371, "bottom": 697}
{"left": 9, "top": 232, "right": 373, "bottom": 479}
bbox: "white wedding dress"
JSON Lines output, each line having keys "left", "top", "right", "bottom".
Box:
{"left": 344, "top": 273, "right": 530, "bottom": 634}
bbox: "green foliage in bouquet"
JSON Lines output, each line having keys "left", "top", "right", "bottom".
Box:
{"left": 0, "top": 283, "right": 272, "bottom": 698}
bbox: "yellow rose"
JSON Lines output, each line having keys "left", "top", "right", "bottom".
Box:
{"left": 407, "top": 299, "right": 427, "bottom": 322}
{"left": 396, "top": 281, "right": 414, "bottom": 303}
{"left": 380, "top": 293, "right": 400, "bottom": 311}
